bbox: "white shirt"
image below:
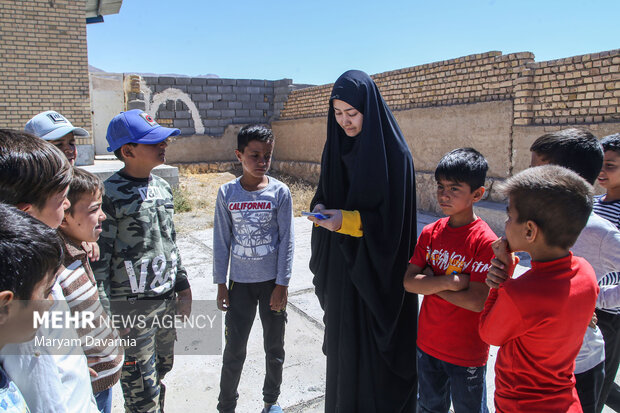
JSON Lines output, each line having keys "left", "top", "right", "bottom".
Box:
{"left": 0, "top": 282, "right": 99, "bottom": 413}
{"left": 572, "top": 212, "right": 620, "bottom": 373}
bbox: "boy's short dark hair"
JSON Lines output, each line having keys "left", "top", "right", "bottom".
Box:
{"left": 66, "top": 168, "right": 104, "bottom": 215}
{"left": 600, "top": 133, "right": 620, "bottom": 154}
{"left": 434, "top": 147, "right": 488, "bottom": 191}
{"left": 0, "top": 129, "right": 73, "bottom": 209}
{"left": 529, "top": 128, "right": 603, "bottom": 185}
{"left": 237, "top": 124, "right": 274, "bottom": 152}
{"left": 499, "top": 165, "right": 593, "bottom": 249}
{"left": 0, "top": 203, "right": 63, "bottom": 300}
{"left": 113, "top": 143, "right": 137, "bottom": 161}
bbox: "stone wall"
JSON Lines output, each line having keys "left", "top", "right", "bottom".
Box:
{"left": 0, "top": 0, "right": 92, "bottom": 146}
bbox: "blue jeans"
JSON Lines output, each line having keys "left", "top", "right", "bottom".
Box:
{"left": 417, "top": 347, "right": 489, "bottom": 413}
{"left": 95, "top": 387, "right": 112, "bottom": 413}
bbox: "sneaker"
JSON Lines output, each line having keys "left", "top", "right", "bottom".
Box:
{"left": 261, "top": 404, "right": 283, "bottom": 413}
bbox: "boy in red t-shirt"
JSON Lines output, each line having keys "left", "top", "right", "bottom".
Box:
{"left": 480, "top": 165, "right": 599, "bottom": 413}
{"left": 404, "top": 148, "right": 496, "bottom": 412}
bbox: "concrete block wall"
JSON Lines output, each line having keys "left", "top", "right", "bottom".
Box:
{"left": 128, "top": 75, "right": 295, "bottom": 137}
{"left": 0, "top": 0, "right": 92, "bottom": 146}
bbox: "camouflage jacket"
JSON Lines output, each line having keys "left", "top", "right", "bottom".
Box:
{"left": 92, "top": 171, "right": 190, "bottom": 308}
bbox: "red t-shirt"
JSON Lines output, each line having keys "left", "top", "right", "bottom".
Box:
{"left": 479, "top": 253, "right": 599, "bottom": 413}
{"left": 410, "top": 217, "right": 496, "bottom": 367}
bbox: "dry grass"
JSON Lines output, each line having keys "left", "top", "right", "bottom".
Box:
{"left": 173, "top": 170, "right": 317, "bottom": 234}
{"left": 269, "top": 170, "right": 317, "bottom": 216}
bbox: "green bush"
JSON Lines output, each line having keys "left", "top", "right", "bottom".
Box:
{"left": 172, "top": 185, "right": 192, "bottom": 213}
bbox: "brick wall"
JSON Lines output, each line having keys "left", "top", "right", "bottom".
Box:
{"left": 0, "top": 0, "right": 92, "bottom": 144}
{"left": 280, "top": 51, "right": 535, "bottom": 119}
{"left": 279, "top": 50, "right": 620, "bottom": 127}
{"left": 514, "top": 50, "right": 620, "bottom": 125}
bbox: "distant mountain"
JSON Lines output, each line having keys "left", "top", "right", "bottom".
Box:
{"left": 88, "top": 64, "right": 106, "bottom": 73}
{"left": 137, "top": 72, "right": 220, "bottom": 78}
{"left": 88, "top": 65, "right": 219, "bottom": 78}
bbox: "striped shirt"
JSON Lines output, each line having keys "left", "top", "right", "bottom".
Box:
{"left": 593, "top": 194, "right": 620, "bottom": 314}
{"left": 58, "top": 234, "right": 124, "bottom": 394}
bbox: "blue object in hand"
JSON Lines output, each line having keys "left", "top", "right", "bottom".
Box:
{"left": 302, "top": 211, "right": 329, "bottom": 220}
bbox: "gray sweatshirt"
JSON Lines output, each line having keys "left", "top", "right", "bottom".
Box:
{"left": 212, "top": 176, "right": 294, "bottom": 286}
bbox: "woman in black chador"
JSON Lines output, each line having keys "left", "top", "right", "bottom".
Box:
{"left": 307, "top": 70, "right": 418, "bottom": 412}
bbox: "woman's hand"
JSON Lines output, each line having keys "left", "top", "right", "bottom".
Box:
{"left": 308, "top": 209, "right": 343, "bottom": 232}
{"left": 312, "top": 204, "right": 326, "bottom": 214}
{"left": 306, "top": 203, "right": 326, "bottom": 223}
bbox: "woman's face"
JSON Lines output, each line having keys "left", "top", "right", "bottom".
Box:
{"left": 333, "top": 99, "right": 363, "bottom": 137}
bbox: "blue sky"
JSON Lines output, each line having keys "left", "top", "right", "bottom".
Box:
{"left": 87, "top": 0, "right": 620, "bottom": 85}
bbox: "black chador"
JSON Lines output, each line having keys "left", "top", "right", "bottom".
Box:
{"left": 310, "top": 70, "right": 418, "bottom": 412}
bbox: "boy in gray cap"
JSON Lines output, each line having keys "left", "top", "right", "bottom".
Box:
{"left": 25, "top": 110, "right": 89, "bottom": 166}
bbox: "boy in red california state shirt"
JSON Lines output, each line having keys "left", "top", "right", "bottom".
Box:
{"left": 404, "top": 148, "right": 496, "bottom": 412}
{"left": 480, "top": 165, "right": 599, "bottom": 413}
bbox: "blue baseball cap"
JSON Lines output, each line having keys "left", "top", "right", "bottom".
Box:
{"left": 25, "top": 111, "right": 89, "bottom": 141}
{"left": 106, "top": 109, "right": 180, "bottom": 152}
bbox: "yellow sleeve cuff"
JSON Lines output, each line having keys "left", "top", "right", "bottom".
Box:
{"left": 336, "top": 210, "right": 363, "bottom": 237}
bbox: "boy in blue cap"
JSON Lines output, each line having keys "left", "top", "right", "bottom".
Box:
{"left": 91, "top": 109, "right": 192, "bottom": 413}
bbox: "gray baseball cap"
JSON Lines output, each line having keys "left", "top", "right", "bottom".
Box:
{"left": 25, "top": 111, "right": 89, "bottom": 141}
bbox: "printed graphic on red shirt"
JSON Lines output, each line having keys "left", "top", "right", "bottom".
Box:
{"left": 228, "top": 201, "right": 275, "bottom": 259}
{"left": 425, "top": 247, "right": 491, "bottom": 276}
{"left": 411, "top": 217, "right": 496, "bottom": 367}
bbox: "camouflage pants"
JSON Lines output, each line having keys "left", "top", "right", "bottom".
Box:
{"left": 120, "top": 298, "right": 176, "bottom": 413}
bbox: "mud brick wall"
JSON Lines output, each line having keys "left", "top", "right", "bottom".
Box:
{"left": 272, "top": 49, "right": 620, "bottom": 225}
{"left": 0, "top": 0, "right": 92, "bottom": 145}
{"left": 279, "top": 50, "right": 620, "bottom": 127}
{"left": 279, "top": 51, "right": 536, "bottom": 119}
{"left": 513, "top": 50, "right": 620, "bottom": 125}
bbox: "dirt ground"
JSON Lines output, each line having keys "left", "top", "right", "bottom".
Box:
{"left": 173, "top": 170, "right": 317, "bottom": 234}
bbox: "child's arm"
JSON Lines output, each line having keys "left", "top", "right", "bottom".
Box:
{"left": 598, "top": 284, "right": 620, "bottom": 310}
{"left": 213, "top": 188, "right": 232, "bottom": 310}
{"left": 169, "top": 201, "right": 192, "bottom": 317}
{"left": 175, "top": 286, "right": 192, "bottom": 318}
{"left": 436, "top": 237, "right": 509, "bottom": 312}
{"left": 486, "top": 238, "right": 519, "bottom": 289}
{"left": 596, "top": 229, "right": 620, "bottom": 309}
{"left": 403, "top": 263, "right": 469, "bottom": 295}
{"left": 83, "top": 241, "right": 100, "bottom": 261}
{"left": 217, "top": 283, "right": 229, "bottom": 311}
{"left": 275, "top": 187, "right": 294, "bottom": 288}
{"left": 435, "top": 280, "right": 489, "bottom": 312}
{"left": 478, "top": 284, "right": 525, "bottom": 346}
{"left": 270, "top": 285, "right": 288, "bottom": 312}
{"left": 273, "top": 187, "right": 294, "bottom": 311}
